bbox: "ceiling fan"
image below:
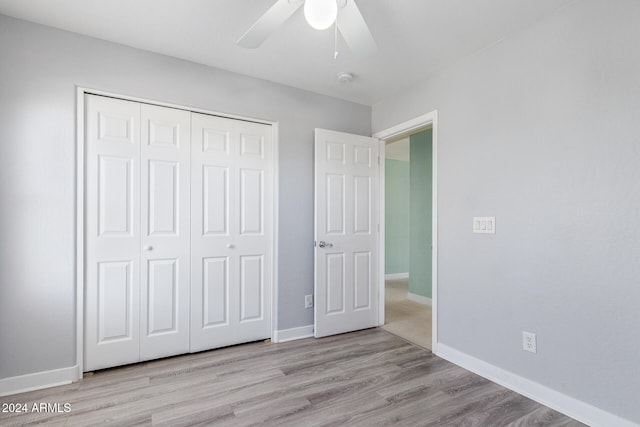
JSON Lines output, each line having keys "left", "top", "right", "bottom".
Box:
{"left": 237, "top": 0, "right": 377, "bottom": 59}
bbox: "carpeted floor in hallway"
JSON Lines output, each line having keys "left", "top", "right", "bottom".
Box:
{"left": 381, "top": 278, "right": 432, "bottom": 349}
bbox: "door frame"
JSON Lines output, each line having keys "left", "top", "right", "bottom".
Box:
{"left": 373, "top": 110, "right": 438, "bottom": 352}
{"left": 75, "top": 87, "right": 280, "bottom": 378}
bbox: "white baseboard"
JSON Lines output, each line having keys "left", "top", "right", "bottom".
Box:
{"left": 436, "top": 344, "right": 635, "bottom": 427}
{"left": 0, "top": 365, "right": 77, "bottom": 397}
{"left": 385, "top": 272, "right": 409, "bottom": 280}
{"left": 407, "top": 292, "right": 432, "bottom": 306}
{"left": 273, "top": 325, "right": 314, "bottom": 343}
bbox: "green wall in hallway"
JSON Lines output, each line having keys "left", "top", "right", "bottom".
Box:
{"left": 385, "top": 159, "right": 410, "bottom": 274}
{"left": 409, "top": 129, "right": 433, "bottom": 299}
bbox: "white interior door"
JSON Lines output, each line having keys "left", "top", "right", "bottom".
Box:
{"left": 85, "top": 95, "right": 142, "bottom": 370}
{"left": 190, "top": 113, "right": 272, "bottom": 352}
{"left": 139, "top": 104, "right": 191, "bottom": 360}
{"left": 314, "top": 128, "right": 379, "bottom": 337}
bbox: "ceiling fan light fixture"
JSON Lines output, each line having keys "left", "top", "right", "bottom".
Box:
{"left": 304, "top": 0, "right": 337, "bottom": 30}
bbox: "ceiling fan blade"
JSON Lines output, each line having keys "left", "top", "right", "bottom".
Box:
{"left": 337, "top": 0, "right": 377, "bottom": 59}
{"left": 237, "top": 0, "right": 304, "bottom": 48}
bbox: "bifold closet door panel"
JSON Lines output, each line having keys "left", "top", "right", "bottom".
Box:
{"left": 139, "top": 104, "right": 191, "bottom": 360}
{"left": 85, "top": 94, "right": 274, "bottom": 369}
{"left": 85, "top": 95, "right": 192, "bottom": 370}
{"left": 85, "top": 95, "right": 142, "bottom": 371}
{"left": 190, "top": 113, "right": 272, "bottom": 352}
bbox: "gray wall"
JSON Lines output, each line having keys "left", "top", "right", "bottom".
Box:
{"left": 373, "top": 0, "right": 640, "bottom": 422}
{"left": 0, "top": 14, "right": 370, "bottom": 379}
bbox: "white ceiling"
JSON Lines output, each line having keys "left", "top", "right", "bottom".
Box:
{"left": 386, "top": 138, "right": 410, "bottom": 162}
{"left": 0, "top": 0, "right": 574, "bottom": 105}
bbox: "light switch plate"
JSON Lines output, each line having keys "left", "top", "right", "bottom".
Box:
{"left": 473, "top": 217, "right": 496, "bottom": 234}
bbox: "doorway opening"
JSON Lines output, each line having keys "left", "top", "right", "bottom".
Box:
{"left": 383, "top": 130, "right": 433, "bottom": 349}
{"left": 381, "top": 129, "right": 432, "bottom": 349}
{"left": 375, "top": 111, "right": 438, "bottom": 352}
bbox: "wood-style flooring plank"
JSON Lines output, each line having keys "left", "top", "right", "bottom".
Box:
{"left": 0, "top": 329, "right": 586, "bottom": 427}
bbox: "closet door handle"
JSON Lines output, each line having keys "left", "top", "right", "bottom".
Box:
{"left": 226, "top": 243, "right": 235, "bottom": 249}
{"left": 143, "top": 246, "right": 153, "bottom": 251}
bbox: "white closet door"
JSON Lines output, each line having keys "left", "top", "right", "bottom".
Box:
{"left": 190, "top": 113, "right": 272, "bottom": 352}
{"left": 85, "top": 96, "right": 191, "bottom": 370}
{"left": 139, "top": 104, "right": 191, "bottom": 360}
{"left": 85, "top": 95, "right": 142, "bottom": 371}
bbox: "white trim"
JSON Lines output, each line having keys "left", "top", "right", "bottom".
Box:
{"left": 271, "top": 122, "right": 280, "bottom": 346}
{"left": 0, "top": 366, "right": 77, "bottom": 397}
{"left": 384, "top": 272, "right": 409, "bottom": 280}
{"left": 374, "top": 110, "right": 439, "bottom": 352}
{"left": 273, "top": 325, "right": 314, "bottom": 343}
{"left": 75, "top": 88, "right": 85, "bottom": 380}
{"left": 76, "top": 87, "right": 279, "bottom": 377}
{"left": 374, "top": 112, "right": 436, "bottom": 141}
{"left": 430, "top": 112, "right": 438, "bottom": 353}
{"left": 436, "top": 344, "right": 636, "bottom": 427}
{"left": 378, "top": 139, "right": 386, "bottom": 326}
{"left": 76, "top": 87, "right": 275, "bottom": 126}
{"left": 407, "top": 292, "right": 432, "bottom": 306}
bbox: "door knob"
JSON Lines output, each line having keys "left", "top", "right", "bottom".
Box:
{"left": 318, "top": 241, "right": 333, "bottom": 248}
{"left": 227, "top": 243, "right": 235, "bottom": 249}
{"left": 143, "top": 245, "right": 153, "bottom": 251}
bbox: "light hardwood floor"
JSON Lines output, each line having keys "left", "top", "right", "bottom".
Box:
{"left": 0, "top": 329, "right": 584, "bottom": 426}
{"left": 382, "top": 278, "right": 432, "bottom": 349}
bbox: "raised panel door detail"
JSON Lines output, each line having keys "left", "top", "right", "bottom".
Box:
{"left": 149, "top": 120, "right": 180, "bottom": 148}
{"left": 325, "top": 253, "right": 345, "bottom": 314}
{"left": 326, "top": 174, "right": 345, "bottom": 235}
{"left": 314, "top": 128, "right": 378, "bottom": 338}
{"left": 98, "top": 261, "right": 133, "bottom": 342}
{"left": 191, "top": 112, "right": 272, "bottom": 352}
{"left": 203, "top": 166, "right": 228, "bottom": 236}
{"left": 353, "top": 145, "right": 372, "bottom": 167}
{"left": 203, "top": 129, "right": 229, "bottom": 153}
{"left": 353, "top": 176, "right": 371, "bottom": 234}
{"left": 148, "top": 160, "right": 178, "bottom": 236}
{"left": 203, "top": 257, "right": 229, "bottom": 327}
{"left": 240, "top": 169, "right": 263, "bottom": 235}
{"left": 353, "top": 252, "right": 371, "bottom": 310}
{"left": 240, "top": 255, "right": 263, "bottom": 322}
{"left": 139, "top": 102, "right": 191, "bottom": 361}
{"left": 99, "top": 113, "right": 134, "bottom": 143}
{"left": 99, "top": 156, "right": 132, "bottom": 236}
{"left": 86, "top": 95, "right": 141, "bottom": 371}
{"left": 326, "top": 141, "right": 345, "bottom": 164}
{"left": 240, "top": 133, "right": 264, "bottom": 158}
{"left": 147, "top": 259, "right": 178, "bottom": 335}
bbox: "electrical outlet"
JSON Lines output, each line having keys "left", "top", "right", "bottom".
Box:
{"left": 305, "top": 294, "right": 313, "bottom": 309}
{"left": 522, "top": 331, "right": 537, "bottom": 354}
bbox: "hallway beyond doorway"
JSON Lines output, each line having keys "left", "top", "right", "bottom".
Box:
{"left": 382, "top": 278, "right": 432, "bottom": 349}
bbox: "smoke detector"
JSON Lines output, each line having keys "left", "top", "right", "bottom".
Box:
{"left": 337, "top": 72, "right": 354, "bottom": 84}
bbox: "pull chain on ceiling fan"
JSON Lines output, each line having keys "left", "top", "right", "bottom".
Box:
{"left": 237, "top": 0, "right": 377, "bottom": 59}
